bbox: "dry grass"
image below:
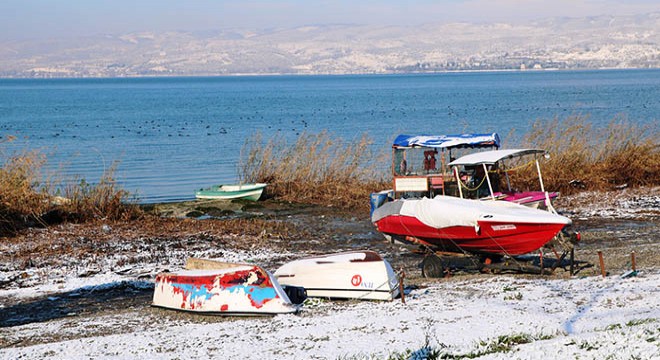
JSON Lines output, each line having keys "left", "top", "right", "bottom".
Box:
{"left": 0, "top": 149, "right": 52, "bottom": 235}
{"left": 519, "top": 116, "right": 659, "bottom": 194}
{"left": 5, "top": 216, "right": 304, "bottom": 259}
{"left": 240, "top": 122, "right": 659, "bottom": 207}
{"left": 239, "top": 131, "right": 389, "bottom": 210}
{"left": 57, "top": 161, "right": 142, "bottom": 222}
{"left": 0, "top": 144, "right": 141, "bottom": 236}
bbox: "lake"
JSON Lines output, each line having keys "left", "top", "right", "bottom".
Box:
{"left": 1, "top": 69, "right": 658, "bottom": 203}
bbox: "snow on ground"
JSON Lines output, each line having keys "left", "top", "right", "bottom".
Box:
{"left": 1, "top": 269, "right": 658, "bottom": 359}
{"left": 558, "top": 187, "right": 660, "bottom": 220}
{"left": 0, "top": 246, "right": 293, "bottom": 300}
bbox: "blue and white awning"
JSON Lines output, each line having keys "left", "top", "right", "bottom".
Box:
{"left": 392, "top": 133, "right": 500, "bottom": 149}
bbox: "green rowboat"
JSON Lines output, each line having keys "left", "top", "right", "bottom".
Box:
{"left": 195, "top": 183, "right": 267, "bottom": 201}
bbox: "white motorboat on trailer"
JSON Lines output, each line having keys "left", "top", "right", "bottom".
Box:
{"left": 371, "top": 195, "right": 572, "bottom": 256}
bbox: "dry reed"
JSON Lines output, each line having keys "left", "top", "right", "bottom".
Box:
{"left": 239, "top": 131, "right": 389, "bottom": 210}
{"left": 520, "top": 115, "right": 659, "bottom": 194}
{"left": 0, "top": 144, "right": 141, "bottom": 236}
{"left": 0, "top": 149, "right": 52, "bottom": 234}
{"left": 58, "top": 161, "right": 142, "bottom": 222}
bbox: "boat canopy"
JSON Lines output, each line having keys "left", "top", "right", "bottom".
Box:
{"left": 392, "top": 133, "right": 500, "bottom": 150}
{"left": 448, "top": 149, "right": 546, "bottom": 166}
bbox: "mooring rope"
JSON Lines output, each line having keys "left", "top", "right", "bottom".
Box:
{"left": 457, "top": 175, "right": 487, "bottom": 191}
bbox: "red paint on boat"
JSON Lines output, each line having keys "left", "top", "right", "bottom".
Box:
{"left": 217, "top": 266, "right": 273, "bottom": 288}
{"left": 375, "top": 215, "right": 564, "bottom": 255}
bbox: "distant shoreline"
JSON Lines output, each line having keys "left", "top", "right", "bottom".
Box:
{"left": 1, "top": 66, "right": 658, "bottom": 80}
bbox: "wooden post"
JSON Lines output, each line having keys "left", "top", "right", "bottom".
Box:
{"left": 569, "top": 248, "right": 575, "bottom": 276}
{"left": 631, "top": 251, "right": 637, "bottom": 272}
{"left": 539, "top": 249, "right": 544, "bottom": 275}
{"left": 597, "top": 250, "right": 606, "bottom": 278}
{"left": 399, "top": 269, "right": 406, "bottom": 304}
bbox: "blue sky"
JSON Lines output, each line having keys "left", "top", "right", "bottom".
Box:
{"left": 1, "top": 0, "right": 659, "bottom": 41}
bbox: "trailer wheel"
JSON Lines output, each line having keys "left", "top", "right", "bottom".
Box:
{"left": 421, "top": 254, "right": 445, "bottom": 278}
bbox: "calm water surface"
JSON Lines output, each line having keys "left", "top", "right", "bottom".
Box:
{"left": 1, "top": 69, "right": 658, "bottom": 203}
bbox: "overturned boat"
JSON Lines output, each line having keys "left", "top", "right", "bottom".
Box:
{"left": 274, "top": 251, "right": 400, "bottom": 301}
{"left": 371, "top": 196, "right": 572, "bottom": 256}
{"left": 152, "top": 258, "right": 298, "bottom": 315}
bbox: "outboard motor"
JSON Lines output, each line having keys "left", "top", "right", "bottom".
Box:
{"left": 370, "top": 190, "right": 394, "bottom": 217}
{"left": 282, "top": 285, "right": 307, "bottom": 305}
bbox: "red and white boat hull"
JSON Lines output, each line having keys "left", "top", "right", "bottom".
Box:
{"left": 153, "top": 261, "right": 298, "bottom": 315}
{"left": 372, "top": 196, "right": 571, "bottom": 256}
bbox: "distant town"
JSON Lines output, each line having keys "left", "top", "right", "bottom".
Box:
{"left": 1, "top": 13, "right": 658, "bottom": 78}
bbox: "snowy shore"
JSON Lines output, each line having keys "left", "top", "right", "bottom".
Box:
{"left": 1, "top": 268, "right": 658, "bottom": 359}
{"left": 1, "top": 187, "right": 658, "bottom": 359}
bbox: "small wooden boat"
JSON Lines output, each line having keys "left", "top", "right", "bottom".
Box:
{"left": 274, "top": 251, "right": 400, "bottom": 301}
{"left": 195, "top": 183, "right": 267, "bottom": 201}
{"left": 152, "top": 258, "right": 298, "bottom": 315}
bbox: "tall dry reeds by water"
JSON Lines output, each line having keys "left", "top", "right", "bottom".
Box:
{"left": 0, "top": 148, "right": 51, "bottom": 225}
{"left": 241, "top": 117, "right": 659, "bottom": 206}
{"left": 0, "top": 138, "right": 141, "bottom": 236}
{"left": 57, "top": 161, "right": 142, "bottom": 222}
{"left": 519, "top": 116, "right": 659, "bottom": 195}
{"left": 239, "top": 131, "right": 389, "bottom": 210}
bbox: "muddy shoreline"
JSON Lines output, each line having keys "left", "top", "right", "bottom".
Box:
{"left": 0, "top": 187, "right": 658, "bottom": 348}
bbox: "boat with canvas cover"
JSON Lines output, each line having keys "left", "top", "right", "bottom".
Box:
{"left": 371, "top": 195, "right": 572, "bottom": 256}
{"left": 152, "top": 258, "right": 298, "bottom": 315}
{"left": 195, "top": 183, "right": 267, "bottom": 201}
{"left": 274, "top": 251, "right": 400, "bottom": 301}
{"left": 447, "top": 149, "right": 559, "bottom": 210}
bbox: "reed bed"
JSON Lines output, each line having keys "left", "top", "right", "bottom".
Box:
{"left": 239, "top": 131, "right": 389, "bottom": 210}
{"left": 0, "top": 145, "right": 141, "bottom": 236}
{"left": 518, "top": 116, "right": 660, "bottom": 195}
{"left": 57, "top": 161, "right": 142, "bottom": 222}
{"left": 0, "top": 149, "right": 52, "bottom": 234}
{"left": 241, "top": 117, "right": 659, "bottom": 206}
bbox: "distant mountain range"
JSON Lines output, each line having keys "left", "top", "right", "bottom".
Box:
{"left": 1, "top": 13, "right": 658, "bottom": 78}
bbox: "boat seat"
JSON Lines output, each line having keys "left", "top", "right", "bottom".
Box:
{"left": 429, "top": 176, "right": 444, "bottom": 196}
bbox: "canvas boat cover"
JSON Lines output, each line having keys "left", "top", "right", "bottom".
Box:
{"left": 392, "top": 133, "right": 500, "bottom": 149}
{"left": 372, "top": 196, "right": 571, "bottom": 229}
{"left": 448, "top": 149, "right": 545, "bottom": 166}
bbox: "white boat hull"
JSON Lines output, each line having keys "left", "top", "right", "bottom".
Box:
{"left": 274, "top": 251, "right": 400, "bottom": 301}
